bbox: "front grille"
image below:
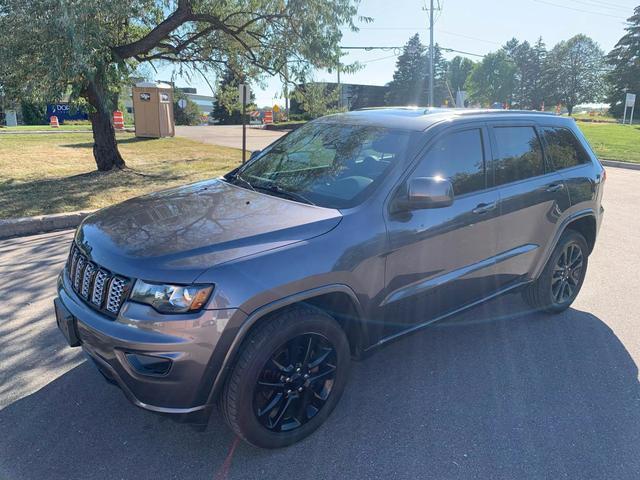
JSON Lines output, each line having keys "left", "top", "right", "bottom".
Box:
{"left": 66, "top": 243, "right": 132, "bottom": 317}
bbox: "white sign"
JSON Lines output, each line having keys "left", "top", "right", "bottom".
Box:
{"left": 178, "top": 99, "right": 187, "bottom": 109}
{"left": 625, "top": 93, "right": 636, "bottom": 107}
{"left": 238, "top": 84, "right": 251, "bottom": 104}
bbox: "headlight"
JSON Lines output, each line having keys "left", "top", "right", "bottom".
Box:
{"left": 130, "top": 280, "right": 213, "bottom": 314}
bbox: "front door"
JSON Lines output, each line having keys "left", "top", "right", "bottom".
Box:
{"left": 381, "top": 126, "right": 500, "bottom": 338}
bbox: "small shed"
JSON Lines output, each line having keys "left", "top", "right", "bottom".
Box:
{"left": 132, "top": 82, "right": 175, "bottom": 138}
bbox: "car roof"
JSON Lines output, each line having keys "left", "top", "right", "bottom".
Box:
{"left": 317, "top": 107, "right": 567, "bottom": 131}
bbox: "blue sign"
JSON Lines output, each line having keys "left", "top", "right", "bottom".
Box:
{"left": 45, "top": 103, "right": 89, "bottom": 123}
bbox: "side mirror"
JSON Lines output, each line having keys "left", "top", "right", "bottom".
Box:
{"left": 249, "top": 149, "right": 261, "bottom": 161}
{"left": 405, "top": 176, "right": 454, "bottom": 210}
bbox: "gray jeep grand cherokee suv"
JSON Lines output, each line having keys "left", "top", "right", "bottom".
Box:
{"left": 55, "top": 108, "right": 605, "bottom": 448}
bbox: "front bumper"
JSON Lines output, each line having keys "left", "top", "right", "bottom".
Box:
{"left": 56, "top": 271, "right": 246, "bottom": 423}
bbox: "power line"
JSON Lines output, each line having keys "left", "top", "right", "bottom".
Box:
{"left": 532, "top": 0, "right": 627, "bottom": 19}
{"left": 340, "top": 45, "right": 486, "bottom": 58}
{"left": 572, "top": 0, "right": 636, "bottom": 11}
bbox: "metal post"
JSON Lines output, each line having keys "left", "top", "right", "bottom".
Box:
{"left": 429, "top": 0, "right": 434, "bottom": 108}
{"left": 623, "top": 105, "right": 627, "bottom": 125}
{"left": 241, "top": 85, "right": 246, "bottom": 164}
{"left": 337, "top": 60, "right": 342, "bottom": 109}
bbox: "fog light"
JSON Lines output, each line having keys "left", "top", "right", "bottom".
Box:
{"left": 125, "top": 353, "right": 172, "bottom": 376}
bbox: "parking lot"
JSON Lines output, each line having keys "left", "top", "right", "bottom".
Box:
{"left": 0, "top": 166, "right": 639, "bottom": 479}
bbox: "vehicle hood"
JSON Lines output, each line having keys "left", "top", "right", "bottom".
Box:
{"left": 75, "top": 179, "right": 342, "bottom": 283}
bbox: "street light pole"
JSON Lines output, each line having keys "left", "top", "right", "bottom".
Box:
{"left": 428, "top": 0, "right": 434, "bottom": 108}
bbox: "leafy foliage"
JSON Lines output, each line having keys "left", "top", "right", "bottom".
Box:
{"left": 503, "top": 38, "right": 548, "bottom": 109}
{"left": 606, "top": 6, "right": 640, "bottom": 118}
{"left": 466, "top": 51, "right": 517, "bottom": 106}
{"left": 291, "top": 82, "right": 342, "bottom": 119}
{"left": 20, "top": 101, "right": 47, "bottom": 125}
{"left": 211, "top": 67, "right": 255, "bottom": 125}
{"left": 173, "top": 91, "right": 202, "bottom": 126}
{"left": 446, "top": 56, "right": 475, "bottom": 95}
{"left": 546, "top": 34, "right": 606, "bottom": 115}
{"left": 0, "top": 0, "right": 367, "bottom": 170}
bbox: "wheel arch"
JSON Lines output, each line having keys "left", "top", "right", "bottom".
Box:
{"left": 532, "top": 209, "right": 597, "bottom": 280}
{"left": 207, "top": 284, "right": 367, "bottom": 404}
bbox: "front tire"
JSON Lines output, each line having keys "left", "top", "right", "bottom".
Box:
{"left": 219, "top": 306, "right": 351, "bottom": 448}
{"left": 522, "top": 230, "right": 589, "bottom": 313}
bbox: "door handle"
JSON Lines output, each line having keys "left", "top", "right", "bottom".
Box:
{"left": 546, "top": 183, "right": 565, "bottom": 192}
{"left": 472, "top": 202, "right": 497, "bottom": 214}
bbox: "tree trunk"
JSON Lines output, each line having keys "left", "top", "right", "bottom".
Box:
{"left": 567, "top": 104, "right": 574, "bottom": 116}
{"left": 84, "top": 78, "right": 125, "bottom": 171}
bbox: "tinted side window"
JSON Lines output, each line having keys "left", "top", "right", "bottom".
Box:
{"left": 540, "top": 127, "right": 591, "bottom": 171}
{"left": 414, "top": 129, "right": 486, "bottom": 196}
{"left": 492, "top": 126, "right": 544, "bottom": 185}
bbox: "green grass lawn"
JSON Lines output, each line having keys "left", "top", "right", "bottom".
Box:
{"left": 0, "top": 133, "right": 241, "bottom": 219}
{"left": 577, "top": 122, "right": 640, "bottom": 164}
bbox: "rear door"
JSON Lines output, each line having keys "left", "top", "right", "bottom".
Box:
{"left": 490, "top": 123, "right": 571, "bottom": 289}
{"left": 382, "top": 124, "right": 500, "bottom": 337}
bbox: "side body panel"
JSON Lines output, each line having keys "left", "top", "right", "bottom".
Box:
{"left": 380, "top": 122, "right": 501, "bottom": 340}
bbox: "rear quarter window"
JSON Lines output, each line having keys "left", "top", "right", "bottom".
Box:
{"left": 540, "top": 127, "right": 592, "bottom": 171}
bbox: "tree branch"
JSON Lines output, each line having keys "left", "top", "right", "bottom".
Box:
{"left": 112, "top": 0, "right": 193, "bottom": 59}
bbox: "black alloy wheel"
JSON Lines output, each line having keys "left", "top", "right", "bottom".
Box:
{"left": 551, "top": 241, "right": 584, "bottom": 305}
{"left": 219, "top": 306, "right": 350, "bottom": 448}
{"left": 253, "top": 333, "right": 337, "bottom": 432}
{"left": 522, "top": 229, "right": 589, "bottom": 313}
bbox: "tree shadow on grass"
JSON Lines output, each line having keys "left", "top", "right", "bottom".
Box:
{"left": 60, "top": 136, "right": 159, "bottom": 149}
{"left": 0, "top": 169, "right": 185, "bottom": 218}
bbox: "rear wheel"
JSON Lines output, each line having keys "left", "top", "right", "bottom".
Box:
{"left": 220, "top": 306, "right": 350, "bottom": 448}
{"left": 522, "top": 230, "right": 588, "bottom": 313}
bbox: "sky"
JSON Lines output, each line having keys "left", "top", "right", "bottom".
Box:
{"left": 156, "top": 0, "right": 638, "bottom": 107}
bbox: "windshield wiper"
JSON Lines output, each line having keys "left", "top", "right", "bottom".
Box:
{"left": 227, "top": 171, "right": 255, "bottom": 192}
{"left": 252, "top": 183, "right": 316, "bottom": 206}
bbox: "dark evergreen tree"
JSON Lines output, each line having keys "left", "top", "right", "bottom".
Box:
{"left": 386, "top": 34, "right": 427, "bottom": 106}
{"left": 386, "top": 34, "right": 449, "bottom": 106}
{"left": 502, "top": 38, "right": 548, "bottom": 110}
{"left": 606, "top": 6, "right": 640, "bottom": 118}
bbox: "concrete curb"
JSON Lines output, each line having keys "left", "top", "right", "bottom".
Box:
{"left": 600, "top": 159, "right": 640, "bottom": 171}
{"left": 0, "top": 210, "right": 95, "bottom": 240}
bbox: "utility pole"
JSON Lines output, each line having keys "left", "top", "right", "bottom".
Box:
{"left": 428, "top": 0, "right": 434, "bottom": 108}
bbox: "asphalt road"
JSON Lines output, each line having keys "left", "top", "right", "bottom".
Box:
{"left": 175, "top": 125, "right": 286, "bottom": 151}
{"left": 1, "top": 167, "right": 639, "bottom": 479}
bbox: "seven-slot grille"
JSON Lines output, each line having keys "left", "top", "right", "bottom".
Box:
{"left": 67, "top": 243, "right": 132, "bottom": 316}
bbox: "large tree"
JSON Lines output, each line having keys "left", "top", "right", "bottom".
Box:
{"left": 546, "top": 34, "right": 606, "bottom": 115}
{"left": 0, "top": 0, "right": 365, "bottom": 170}
{"left": 606, "top": 6, "right": 640, "bottom": 118}
{"left": 446, "top": 56, "right": 475, "bottom": 95}
{"left": 465, "top": 50, "right": 516, "bottom": 106}
{"left": 503, "top": 37, "right": 548, "bottom": 110}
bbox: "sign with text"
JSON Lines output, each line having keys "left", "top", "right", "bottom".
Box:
{"left": 238, "top": 84, "right": 251, "bottom": 105}
{"left": 625, "top": 93, "right": 636, "bottom": 107}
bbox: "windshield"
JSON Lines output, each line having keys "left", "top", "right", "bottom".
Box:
{"left": 227, "top": 121, "right": 414, "bottom": 208}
